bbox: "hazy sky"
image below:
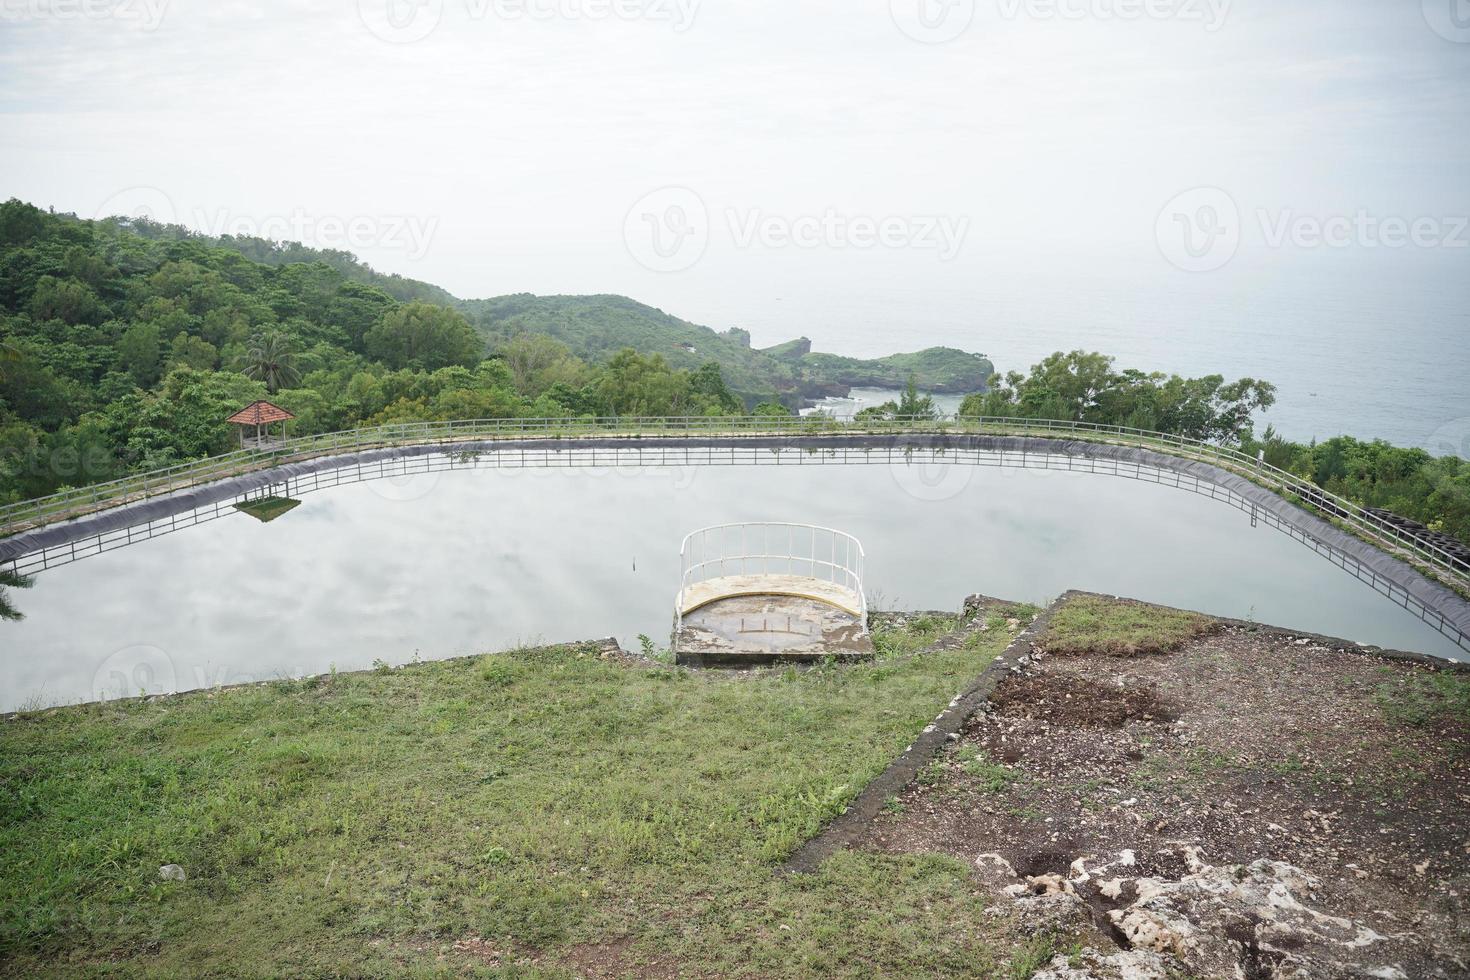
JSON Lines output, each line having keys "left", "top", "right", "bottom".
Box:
{"left": 2, "top": 0, "right": 1467, "bottom": 366}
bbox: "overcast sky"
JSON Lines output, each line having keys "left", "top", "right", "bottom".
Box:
{"left": 2, "top": 0, "right": 1467, "bottom": 353}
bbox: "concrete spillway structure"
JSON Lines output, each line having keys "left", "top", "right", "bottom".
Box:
{"left": 673, "top": 523, "right": 874, "bottom": 667}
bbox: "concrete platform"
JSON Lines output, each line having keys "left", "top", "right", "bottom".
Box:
{"left": 674, "top": 576, "right": 874, "bottom": 667}
{"left": 678, "top": 573, "right": 864, "bottom": 619}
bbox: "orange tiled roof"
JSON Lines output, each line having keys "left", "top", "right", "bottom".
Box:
{"left": 226, "top": 400, "right": 295, "bottom": 426}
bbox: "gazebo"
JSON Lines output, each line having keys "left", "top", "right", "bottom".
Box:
{"left": 227, "top": 400, "right": 295, "bottom": 449}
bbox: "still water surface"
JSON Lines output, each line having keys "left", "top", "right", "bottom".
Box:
{"left": 1, "top": 461, "right": 1461, "bottom": 712}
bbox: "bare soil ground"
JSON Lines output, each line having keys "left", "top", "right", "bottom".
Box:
{"left": 861, "top": 599, "right": 1470, "bottom": 979}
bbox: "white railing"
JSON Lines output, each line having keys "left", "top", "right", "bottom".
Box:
{"left": 1, "top": 414, "right": 1465, "bottom": 593}
{"left": 676, "top": 522, "right": 868, "bottom": 633}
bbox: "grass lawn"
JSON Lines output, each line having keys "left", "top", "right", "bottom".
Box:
{"left": 1039, "top": 593, "right": 1215, "bottom": 656}
{"left": 0, "top": 615, "right": 1021, "bottom": 977}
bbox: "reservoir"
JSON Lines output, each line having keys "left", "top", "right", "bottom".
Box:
{"left": 1, "top": 458, "right": 1462, "bottom": 712}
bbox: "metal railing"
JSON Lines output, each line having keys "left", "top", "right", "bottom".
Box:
{"left": 676, "top": 522, "right": 867, "bottom": 633}
{"left": 1, "top": 413, "right": 1465, "bottom": 593}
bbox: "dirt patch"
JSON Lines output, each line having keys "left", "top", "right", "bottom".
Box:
{"left": 861, "top": 616, "right": 1470, "bottom": 978}
{"left": 557, "top": 936, "right": 684, "bottom": 979}
{"left": 990, "top": 673, "right": 1178, "bottom": 728}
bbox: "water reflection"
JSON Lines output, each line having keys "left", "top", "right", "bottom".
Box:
{"left": 2, "top": 462, "right": 1462, "bottom": 711}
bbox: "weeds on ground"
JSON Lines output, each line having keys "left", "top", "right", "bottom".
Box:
{"left": 1374, "top": 670, "right": 1470, "bottom": 728}
{"left": 1041, "top": 595, "right": 1214, "bottom": 657}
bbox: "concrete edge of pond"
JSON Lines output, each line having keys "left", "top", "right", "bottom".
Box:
{"left": 2, "top": 433, "right": 1467, "bottom": 651}
{"left": 780, "top": 588, "right": 1469, "bottom": 876}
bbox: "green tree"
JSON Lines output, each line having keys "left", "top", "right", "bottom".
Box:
{"left": 365, "top": 302, "right": 482, "bottom": 371}
{"left": 236, "top": 332, "right": 300, "bottom": 393}
{"left": 169, "top": 333, "right": 219, "bottom": 371}
{"left": 896, "top": 375, "right": 937, "bottom": 420}
{"left": 689, "top": 362, "right": 743, "bottom": 414}
{"left": 499, "top": 333, "right": 586, "bottom": 398}
{"left": 28, "top": 276, "right": 102, "bottom": 326}
{"left": 0, "top": 568, "right": 34, "bottom": 622}
{"left": 595, "top": 348, "right": 689, "bottom": 417}
{"left": 117, "top": 322, "right": 163, "bottom": 387}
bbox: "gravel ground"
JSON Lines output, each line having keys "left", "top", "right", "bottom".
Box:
{"left": 861, "top": 614, "right": 1470, "bottom": 978}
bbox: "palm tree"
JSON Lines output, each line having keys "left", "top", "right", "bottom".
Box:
{"left": 236, "top": 332, "right": 301, "bottom": 393}
{"left": 0, "top": 568, "right": 34, "bottom": 622}
{"left": 0, "top": 338, "right": 22, "bottom": 382}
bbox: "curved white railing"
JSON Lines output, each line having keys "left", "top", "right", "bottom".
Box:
{"left": 1, "top": 414, "right": 1465, "bottom": 593}
{"left": 676, "top": 522, "right": 867, "bottom": 633}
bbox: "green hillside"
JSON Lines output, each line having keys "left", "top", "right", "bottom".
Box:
{"left": 86, "top": 216, "right": 997, "bottom": 406}
{"left": 463, "top": 293, "right": 995, "bottom": 404}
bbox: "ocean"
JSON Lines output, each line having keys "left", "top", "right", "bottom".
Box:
{"left": 652, "top": 256, "right": 1470, "bottom": 456}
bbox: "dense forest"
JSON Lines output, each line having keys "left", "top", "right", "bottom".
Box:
{"left": 0, "top": 197, "right": 1466, "bottom": 551}
{"left": 0, "top": 200, "right": 990, "bottom": 505}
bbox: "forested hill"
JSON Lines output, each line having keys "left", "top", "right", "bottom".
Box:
{"left": 107, "top": 215, "right": 458, "bottom": 307}
{"left": 51, "top": 207, "right": 997, "bottom": 403}
{"left": 0, "top": 198, "right": 990, "bottom": 505}
{"left": 462, "top": 293, "right": 994, "bottom": 401}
